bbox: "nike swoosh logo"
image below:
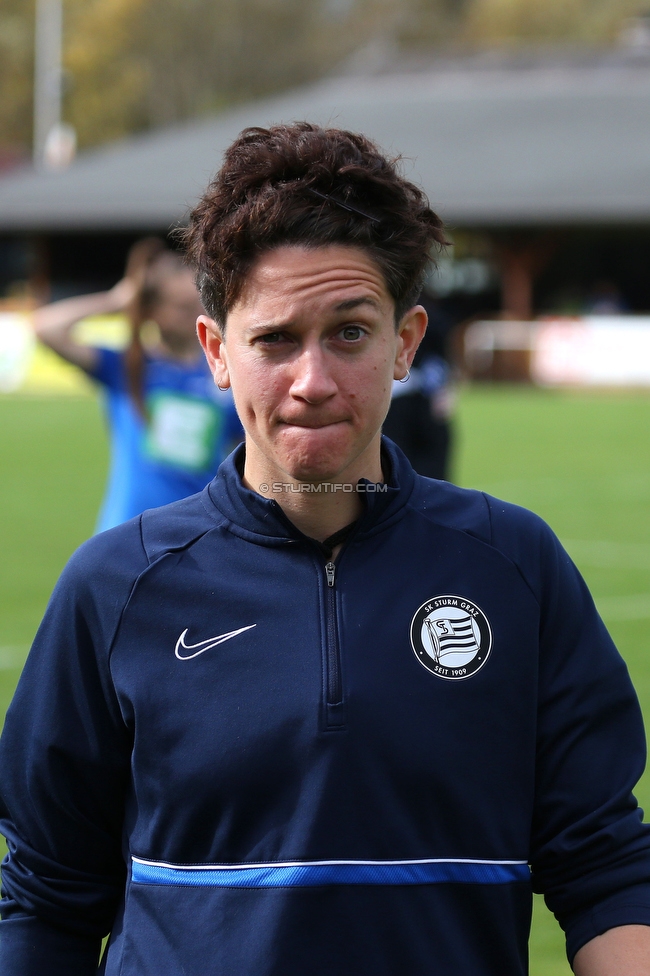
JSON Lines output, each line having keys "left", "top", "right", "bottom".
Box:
{"left": 175, "top": 625, "right": 257, "bottom": 660}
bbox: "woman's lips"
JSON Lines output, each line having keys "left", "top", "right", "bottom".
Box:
{"left": 279, "top": 417, "right": 348, "bottom": 429}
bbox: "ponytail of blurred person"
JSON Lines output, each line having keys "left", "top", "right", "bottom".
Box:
{"left": 122, "top": 236, "right": 167, "bottom": 418}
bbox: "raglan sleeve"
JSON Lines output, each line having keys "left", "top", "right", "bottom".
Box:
{"left": 488, "top": 497, "right": 650, "bottom": 965}
{"left": 0, "top": 522, "right": 145, "bottom": 975}
{"left": 84, "top": 347, "right": 124, "bottom": 389}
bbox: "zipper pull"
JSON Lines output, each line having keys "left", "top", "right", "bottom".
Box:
{"left": 325, "top": 561, "right": 336, "bottom": 587}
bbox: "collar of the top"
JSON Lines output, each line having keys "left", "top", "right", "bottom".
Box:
{"left": 205, "top": 436, "right": 417, "bottom": 546}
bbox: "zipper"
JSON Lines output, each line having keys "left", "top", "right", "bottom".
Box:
{"left": 323, "top": 559, "right": 345, "bottom": 730}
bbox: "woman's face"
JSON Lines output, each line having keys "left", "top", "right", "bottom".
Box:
{"left": 152, "top": 270, "right": 204, "bottom": 348}
{"left": 197, "top": 245, "right": 426, "bottom": 489}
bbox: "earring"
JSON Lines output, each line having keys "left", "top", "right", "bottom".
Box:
{"left": 398, "top": 367, "right": 411, "bottom": 384}
{"left": 217, "top": 382, "right": 229, "bottom": 392}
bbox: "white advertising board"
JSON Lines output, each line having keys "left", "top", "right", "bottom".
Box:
{"left": 0, "top": 313, "right": 35, "bottom": 393}
{"left": 533, "top": 318, "right": 650, "bottom": 387}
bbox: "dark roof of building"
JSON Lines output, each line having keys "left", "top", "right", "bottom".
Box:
{"left": 1, "top": 54, "right": 650, "bottom": 231}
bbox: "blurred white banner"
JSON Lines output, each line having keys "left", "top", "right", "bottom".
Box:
{"left": 534, "top": 318, "right": 650, "bottom": 386}
{"left": 0, "top": 313, "right": 35, "bottom": 393}
{"left": 0, "top": 312, "right": 128, "bottom": 394}
{"left": 465, "top": 317, "right": 650, "bottom": 386}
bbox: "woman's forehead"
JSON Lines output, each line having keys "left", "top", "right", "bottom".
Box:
{"left": 233, "top": 245, "right": 392, "bottom": 315}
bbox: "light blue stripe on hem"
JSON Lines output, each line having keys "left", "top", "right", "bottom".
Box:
{"left": 131, "top": 857, "right": 530, "bottom": 888}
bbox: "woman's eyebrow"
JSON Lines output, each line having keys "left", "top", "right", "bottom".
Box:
{"left": 244, "top": 324, "right": 292, "bottom": 340}
{"left": 333, "top": 297, "right": 381, "bottom": 313}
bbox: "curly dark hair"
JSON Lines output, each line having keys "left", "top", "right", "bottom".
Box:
{"left": 182, "top": 122, "right": 447, "bottom": 328}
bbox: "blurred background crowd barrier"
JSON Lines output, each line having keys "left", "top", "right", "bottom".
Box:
{"left": 463, "top": 317, "right": 650, "bottom": 385}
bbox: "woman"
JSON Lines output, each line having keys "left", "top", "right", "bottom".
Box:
{"left": 33, "top": 239, "right": 242, "bottom": 531}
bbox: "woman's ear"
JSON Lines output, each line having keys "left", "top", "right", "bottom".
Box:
{"left": 394, "top": 305, "right": 428, "bottom": 381}
{"left": 197, "top": 315, "right": 230, "bottom": 389}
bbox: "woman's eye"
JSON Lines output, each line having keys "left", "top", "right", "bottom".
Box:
{"left": 340, "top": 326, "right": 364, "bottom": 341}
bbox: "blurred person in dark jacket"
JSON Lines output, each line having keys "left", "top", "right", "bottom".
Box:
{"left": 383, "top": 289, "right": 454, "bottom": 480}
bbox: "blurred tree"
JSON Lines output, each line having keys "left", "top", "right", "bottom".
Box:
{"left": 398, "top": 0, "right": 470, "bottom": 49}
{"left": 64, "top": 0, "right": 150, "bottom": 148}
{"left": 0, "top": 0, "right": 648, "bottom": 162}
{"left": 461, "top": 0, "right": 646, "bottom": 45}
{"left": 66, "top": 0, "right": 402, "bottom": 148}
{"left": 0, "top": 0, "right": 34, "bottom": 166}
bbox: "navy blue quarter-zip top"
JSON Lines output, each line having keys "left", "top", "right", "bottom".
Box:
{"left": 315, "top": 519, "right": 359, "bottom": 731}
{"left": 324, "top": 557, "right": 342, "bottom": 726}
{"left": 0, "top": 439, "right": 649, "bottom": 976}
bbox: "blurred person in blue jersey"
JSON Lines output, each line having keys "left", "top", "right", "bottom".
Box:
{"left": 1, "top": 125, "right": 650, "bottom": 976}
{"left": 33, "top": 239, "right": 243, "bottom": 531}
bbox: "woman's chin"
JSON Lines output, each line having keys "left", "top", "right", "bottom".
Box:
{"left": 276, "top": 426, "right": 354, "bottom": 483}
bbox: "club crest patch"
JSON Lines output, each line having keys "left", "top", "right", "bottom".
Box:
{"left": 410, "top": 595, "right": 492, "bottom": 680}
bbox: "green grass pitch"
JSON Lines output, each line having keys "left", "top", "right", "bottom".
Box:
{"left": 1, "top": 386, "right": 649, "bottom": 975}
